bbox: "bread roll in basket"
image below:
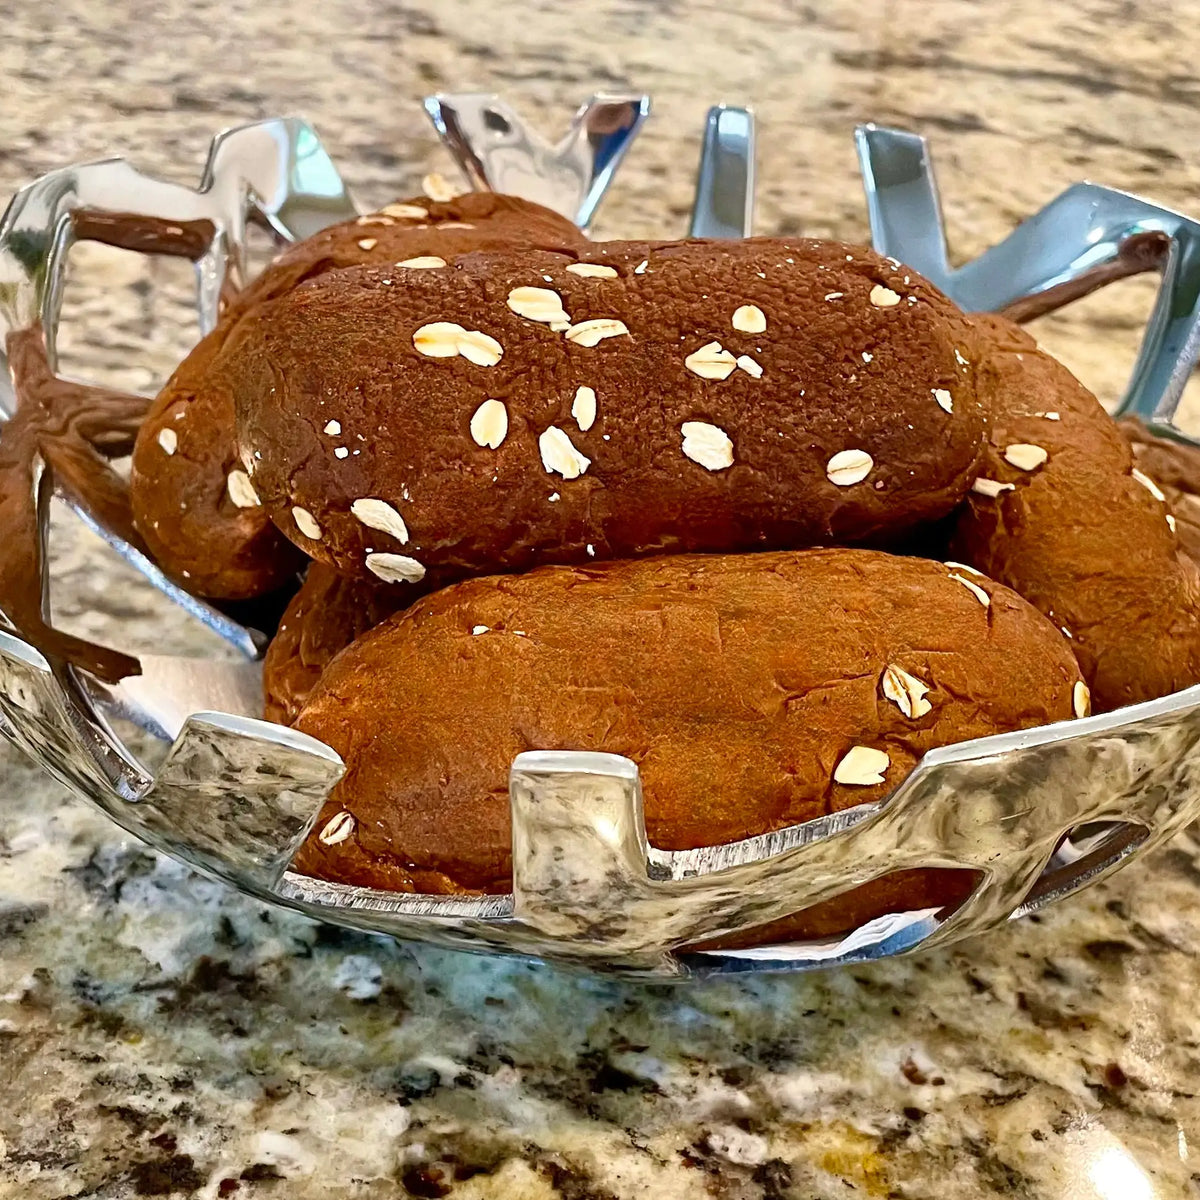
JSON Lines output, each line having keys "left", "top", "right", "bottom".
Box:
{"left": 1, "top": 101, "right": 1198, "bottom": 978}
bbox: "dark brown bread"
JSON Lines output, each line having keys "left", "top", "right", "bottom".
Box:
{"left": 950, "top": 315, "right": 1200, "bottom": 711}
{"left": 685, "top": 869, "right": 978, "bottom": 948}
{"left": 290, "top": 548, "right": 1083, "bottom": 947}
{"left": 226, "top": 239, "right": 985, "bottom": 592}
{"left": 263, "top": 563, "right": 405, "bottom": 726}
{"left": 130, "top": 193, "right": 587, "bottom": 598}
{"left": 130, "top": 326, "right": 307, "bottom": 598}
{"left": 1119, "top": 416, "right": 1200, "bottom": 564}
{"left": 233, "top": 192, "right": 589, "bottom": 319}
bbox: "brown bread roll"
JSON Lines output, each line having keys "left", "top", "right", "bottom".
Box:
{"left": 226, "top": 239, "right": 985, "bottom": 591}
{"left": 130, "top": 325, "right": 307, "bottom": 599}
{"left": 1118, "top": 416, "right": 1200, "bottom": 564}
{"left": 290, "top": 548, "right": 1083, "bottom": 945}
{"left": 256, "top": 508, "right": 978, "bottom": 728}
{"left": 950, "top": 315, "right": 1200, "bottom": 711}
{"left": 263, "top": 563, "right": 405, "bottom": 726}
{"left": 130, "top": 193, "right": 587, "bottom": 599}
{"left": 259, "top": 518, "right": 967, "bottom": 734}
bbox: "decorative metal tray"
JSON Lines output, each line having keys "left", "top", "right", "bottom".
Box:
{"left": 2, "top": 94, "right": 1199, "bottom": 979}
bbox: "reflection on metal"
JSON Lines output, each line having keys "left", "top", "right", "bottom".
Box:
{"left": 0, "top": 118, "right": 358, "bottom": 666}
{"left": 2, "top": 109, "right": 1200, "bottom": 977}
{"left": 0, "top": 629, "right": 342, "bottom": 894}
{"left": 689, "top": 105, "right": 755, "bottom": 239}
{"left": 423, "top": 92, "right": 650, "bottom": 230}
{"left": 856, "top": 123, "right": 1200, "bottom": 434}
{"left": 276, "top": 696, "right": 1200, "bottom": 977}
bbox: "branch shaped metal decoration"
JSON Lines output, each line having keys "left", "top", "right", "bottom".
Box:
{"left": 0, "top": 117, "right": 359, "bottom": 679}
{"left": 423, "top": 92, "right": 650, "bottom": 230}
{"left": 856, "top": 124, "right": 1200, "bottom": 436}
{"left": 0, "top": 108, "right": 1198, "bottom": 977}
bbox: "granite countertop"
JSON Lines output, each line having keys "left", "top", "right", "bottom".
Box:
{"left": 3, "top": 1, "right": 1200, "bottom": 1196}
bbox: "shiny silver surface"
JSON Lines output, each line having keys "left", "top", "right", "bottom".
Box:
{"left": 2, "top": 110, "right": 1199, "bottom": 977}
{"left": 689, "top": 105, "right": 755, "bottom": 238}
{"left": 0, "top": 629, "right": 342, "bottom": 894}
{"left": 423, "top": 92, "right": 650, "bottom": 230}
{"left": 856, "top": 123, "right": 1200, "bottom": 436}
{"left": 0, "top": 117, "right": 358, "bottom": 667}
{"left": 105, "top": 655, "right": 265, "bottom": 740}
{"left": 274, "top": 690, "right": 1200, "bottom": 978}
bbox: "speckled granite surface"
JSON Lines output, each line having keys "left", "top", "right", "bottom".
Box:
{"left": 4, "top": 1, "right": 1200, "bottom": 1196}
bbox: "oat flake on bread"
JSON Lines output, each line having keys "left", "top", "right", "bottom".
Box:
{"left": 227, "top": 236, "right": 983, "bottom": 589}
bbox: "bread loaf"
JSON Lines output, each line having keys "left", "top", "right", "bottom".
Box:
{"left": 130, "top": 193, "right": 586, "bottom": 598}
{"left": 950, "top": 315, "right": 1200, "bottom": 710}
{"left": 1119, "top": 416, "right": 1200, "bottom": 564}
{"left": 225, "top": 239, "right": 986, "bottom": 591}
{"left": 263, "top": 563, "right": 404, "bottom": 726}
{"left": 130, "top": 326, "right": 307, "bottom": 598}
{"left": 290, "top": 548, "right": 1083, "bottom": 945}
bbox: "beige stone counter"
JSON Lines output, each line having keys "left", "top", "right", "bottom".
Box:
{"left": 2, "top": 2, "right": 1200, "bottom": 1195}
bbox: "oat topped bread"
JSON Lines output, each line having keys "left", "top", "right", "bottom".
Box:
{"left": 222, "top": 237, "right": 985, "bottom": 591}
{"left": 262, "top": 563, "right": 405, "bottom": 727}
{"left": 291, "top": 549, "right": 1083, "bottom": 921}
{"left": 130, "top": 193, "right": 587, "bottom": 599}
{"left": 951, "top": 315, "right": 1200, "bottom": 711}
{"left": 1119, "top": 416, "right": 1200, "bottom": 565}
{"left": 110, "top": 188, "right": 1200, "bottom": 947}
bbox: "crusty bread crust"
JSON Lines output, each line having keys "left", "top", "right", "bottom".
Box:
{"left": 291, "top": 548, "right": 1082, "bottom": 908}
{"left": 1119, "top": 416, "right": 1200, "bottom": 565}
{"left": 262, "top": 563, "right": 404, "bottom": 726}
{"left": 130, "top": 325, "right": 307, "bottom": 598}
{"left": 119, "top": 208, "right": 1198, "bottom": 948}
{"left": 952, "top": 315, "right": 1200, "bottom": 710}
{"left": 130, "top": 193, "right": 586, "bottom": 598}
{"left": 226, "top": 239, "right": 985, "bottom": 590}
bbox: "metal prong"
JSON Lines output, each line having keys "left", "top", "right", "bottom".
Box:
{"left": 689, "top": 105, "right": 755, "bottom": 239}
{"left": 505, "top": 750, "right": 921, "bottom": 962}
{"left": 136, "top": 712, "right": 343, "bottom": 891}
{"left": 0, "top": 120, "right": 356, "bottom": 670}
{"left": 423, "top": 92, "right": 650, "bottom": 231}
{"left": 952, "top": 184, "right": 1200, "bottom": 428}
{"left": 855, "top": 124, "right": 950, "bottom": 288}
{"left": 509, "top": 751, "right": 650, "bottom": 937}
{"left": 67, "top": 502, "right": 264, "bottom": 659}
{"left": 207, "top": 117, "right": 358, "bottom": 245}
{"left": 0, "top": 629, "right": 341, "bottom": 893}
{"left": 198, "top": 117, "right": 359, "bottom": 331}
{"left": 1122, "top": 222, "right": 1200, "bottom": 425}
{"left": 854, "top": 126, "right": 1200, "bottom": 436}
{"left": 0, "top": 628, "right": 148, "bottom": 800}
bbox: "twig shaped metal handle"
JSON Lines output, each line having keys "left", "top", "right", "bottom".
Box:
{"left": 423, "top": 91, "right": 650, "bottom": 230}
{"left": 689, "top": 104, "right": 755, "bottom": 239}
{"left": 855, "top": 123, "right": 1200, "bottom": 433}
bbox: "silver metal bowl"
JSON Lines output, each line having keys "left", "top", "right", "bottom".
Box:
{"left": 2, "top": 95, "right": 1198, "bottom": 979}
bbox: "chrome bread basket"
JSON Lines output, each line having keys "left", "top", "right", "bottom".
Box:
{"left": 2, "top": 94, "right": 1200, "bottom": 980}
